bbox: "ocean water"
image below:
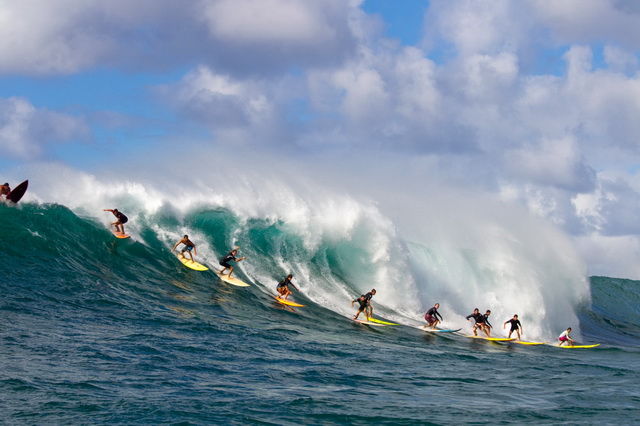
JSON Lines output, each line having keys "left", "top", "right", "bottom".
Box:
{"left": 1, "top": 198, "right": 639, "bottom": 424}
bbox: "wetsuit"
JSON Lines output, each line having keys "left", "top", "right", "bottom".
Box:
{"left": 277, "top": 277, "right": 292, "bottom": 291}
{"left": 219, "top": 252, "right": 237, "bottom": 268}
{"left": 482, "top": 314, "right": 493, "bottom": 329}
{"left": 466, "top": 312, "right": 485, "bottom": 325}
{"left": 356, "top": 292, "right": 374, "bottom": 311}
{"left": 114, "top": 211, "right": 128, "bottom": 224}
{"left": 505, "top": 318, "right": 521, "bottom": 332}
{"left": 425, "top": 306, "right": 443, "bottom": 323}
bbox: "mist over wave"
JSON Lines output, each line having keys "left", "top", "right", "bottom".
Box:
{"left": 11, "top": 158, "right": 592, "bottom": 341}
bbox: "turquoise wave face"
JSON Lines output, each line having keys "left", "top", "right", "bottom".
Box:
{"left": 578, "top": 276, "right": 640, "bottom": 346}
{"left": 4, "top": 201, "right": 640, "bottom": 347}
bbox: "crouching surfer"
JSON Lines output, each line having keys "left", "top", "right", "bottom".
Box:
{"left": 103, "top": 208, "right": 128, "bottom": 234}
{"left": 172, "top": 235, "right": 197, "bottom": 262}
{"left": 219, "top": 247, "right": 246, "bottom": 278}
{"left": 558, "top": 327, "right": 574, "bottom": 346}
{"left": 466, "top": 308, "right": 491, "bottom": 337}
{"left": 276, "top": 274, "right": 298, "bottom": 300}
{"left": 424, "top": 303, "right": 443, "bottom": 330}
{"left": 352, "top": 289, "right": 376, "bottom": 320}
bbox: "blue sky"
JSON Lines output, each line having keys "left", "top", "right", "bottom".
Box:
{"left": 2, "top": 0, "right": 640, "bottom": 278}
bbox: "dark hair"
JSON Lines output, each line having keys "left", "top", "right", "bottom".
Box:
{"left": 184, "top": 235, "right": 188, "bottom": 239}
{"left": 486, "top": 310, "right": 491, "bottom": 313}
{"left": 287, "top": 274, "right": 293, "bottom": 279}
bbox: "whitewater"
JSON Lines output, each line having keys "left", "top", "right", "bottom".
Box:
{"left": 1, "top": 160, "right": 639, "bottom": 424}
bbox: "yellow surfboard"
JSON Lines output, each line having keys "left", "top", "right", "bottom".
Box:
{"left": 367, "top": 317, "right": 399, "bottom": 325}
{"left": 177, "top": 254, "right": 209, "bottom": 271}
{"left": 113, "top": 231, "right": 130, "bottom": 239}
{"left": 353, "top": 318, "right": 388, "bottom": 327}
{"left": 214, "top": 270, "right": 250, "bottom": 287}
{"left": 557, "top": 344, "right": 601, "bottom": 349}
{"left": 274, "top": 296, "right": 305, "bottom": 307}
{"left": 513, "top": 341, "right": 547, "bottom": 346}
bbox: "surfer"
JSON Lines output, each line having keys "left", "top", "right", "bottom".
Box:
{"left": 172, "top": 235, "right": 198, "bottom": 261}
{"left": 424, "top": 303, "right": 443, "bottom": 330}
{"left": 558, "top": 327, "right": 574, "bottom": 347}
{"left": 103, "top": 208, "right": 128, "bottom": 234}
{"left": 466, "top": 308, "right": 490, "bottom": 337}
{"left": 482, "top": 310, "right": 493, "bottom": 337}
{"left": 503, "top": 314, "right": 523, "bottom": 340}
{"left": 276, "top": 274, "right": 299, "bottom": 300}
{"left": 0, "top": 182, "right": 10, "bottom": 201}
{"left": 352, "top": 289, "right": 376, "bottom": 320}
{"left": 219, "top": 247, "right": 246, "bottom": 278}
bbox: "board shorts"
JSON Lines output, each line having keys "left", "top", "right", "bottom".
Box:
{"left": 425, "top": 314, "right": 436, "bottom": 323}
{"left": 183, "top": 246, "right": 193, "bottom": 252}
{"left": 559, "top": 336, "right": 567, "bottom": 342}
{"left": 220, "top": 261, "right": 231, "bottom": 268}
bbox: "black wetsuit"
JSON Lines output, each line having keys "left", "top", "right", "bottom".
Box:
{"left": 356, "top": 292, "right": 374, "bottom": 310}
{"left": 219, "top": 252, "right": 236, "bottom": 268}
{"left": 482, "top": 314, "right": 492, "bottom": 329}
{"left": 466, "top": 312, "right": 485, "bottom": 325}
{"left": 425, "top": 306, "right": 443, "bottom": 322}
{"left": 114, "top": 211, "right": 128, "bottom": 224}
{"left": 277, "top": 277, "right": 292, "bottom": 290}
{"left": 505, "top": 318, "right": 521, "bottom": 331}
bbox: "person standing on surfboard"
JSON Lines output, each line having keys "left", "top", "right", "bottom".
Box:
{"left": 558, "top": 327, "right": 574, "bottom": 346}
{"left": 466, "top": 308, "right": 490, "bottom": 337}
{"left": 1, "top": 182, "right": 10, "bottom": 201}
{"left": 424, "top": 303, "right": 443, "bottom": 330}
{"left": 276, "top": 274, "right": 299, "bottom": 300}
{"left": 503, "top": 314, "right": 523, "bottom": 340}
{"left": 482, "top": 310, "right": 493, "bottom": 337}
{"left": 219, "top": 247, "right": 246, "bottom": 278}
{"left": 352, "top": 289, "right": 376, "bottom": 320}
{"left": 103, "top": 208, "right": 128, "bottom": 235}
{"left": 172, "top": 235, "right": 198, "bottom": 262}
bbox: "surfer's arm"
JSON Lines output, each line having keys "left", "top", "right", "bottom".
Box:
{"left": 171, "top": 241, "right": 181, "bottom": 252}
{"left": 236, "top": 256, "right": 246, "bottom": 262}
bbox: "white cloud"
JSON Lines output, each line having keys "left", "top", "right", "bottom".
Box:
{"left": 0, "top": 0, "right": 361, "bottom": 75}
{"left": 0, "top": 97, "right": 90, "bottom": 159}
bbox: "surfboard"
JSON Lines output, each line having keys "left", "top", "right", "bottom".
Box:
{"left": 367, "top": 317, "right": 399, "bottom": 325}
{"left": 274, "top": 296, "right": 305, "bottom": 307}
{"left": 113, "top": 231, "right": 131, "bottom": 239}
{"left": 6, "top": 180, "right": 28, "bottom": 203}
{"left": 353, "top": 318, "right": 388, "bottom": 327}
{"left": 512, "top": 340, "right": 547, "bottom": 345}
{"left": 465, "top": 335, "right": 516, "bottom": 342}
{"left": 556, "top": 344, "right": 601, "bottom": 349}
{"left": 214, "top": 270, "right": 250, "bottom": 287}
{"left": 422, "top": 328, "right": 461, "bottom": 333}
{"left": 177, "top": 254, "right": 208, "bottom": 271}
